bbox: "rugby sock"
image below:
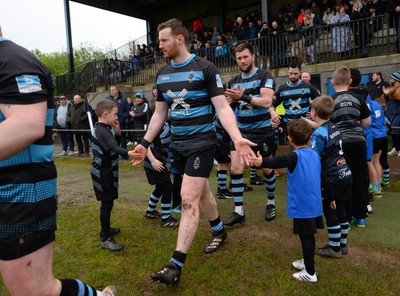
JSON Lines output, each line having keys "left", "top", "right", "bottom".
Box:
{"left": 382, "top": 168, "right": 390, "bottom": 183}
{"left": 170, "top": 250, "right": 187, "bottom": 270}
{"left": 230, "top": 173, "right": 244, "bottom": 215}
{"left": 327, "top": 224, "right": 341, "bottom": 252}
{"left": 217, "top": 169, "right": 228, "bottom": 191}
{"left": 160, "top": 183, "right": 173, "bottom": 221}
{"left": 209, "top": 216, "right": 225, "bottom": 235}
{"left": 147, "top": 193, "right": 160, "bottom": 213}
{"left": 340, "top": 222, "right": 349, "bottom": 248}
{"left": 60, "top": 279, "right": 100, "bottom": 296}
{"left": 264, "top": 171, "right": 276, "bottom": 206}
{"left": 250, "top": 167, "right": 257, "bottom": 180}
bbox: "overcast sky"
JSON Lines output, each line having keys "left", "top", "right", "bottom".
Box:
{"left": 0, "top": 0, "right": 147, "bottom": 53}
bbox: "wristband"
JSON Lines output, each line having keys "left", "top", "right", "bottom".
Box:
{"left": 140, "top": 139, "right": 151, "bottom": 149}
{"left": 240, "top": 94, "right": 253, "bottom": 104}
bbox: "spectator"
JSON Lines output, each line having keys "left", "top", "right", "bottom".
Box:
{"left": 130, "top": 90, "right": 149, "bottom": 144}
{"left": 203, "top": 41, "right": 216, "bottom": 63}
{"left": 190, "top": 16, "right": 205, "bottom": 36}
{"left": 215, "top": 37, "right": 230, "bottom": 66}
{"left": 350, "top": 1, "right": 370, "bottom": 58}
{"left": 224, "top": 15, "right": 234, "bottom": 33}
{"left": 126, "top": 97, "right": 135, "bottom": 145}
{"left": 211, "top": 26, "right": 221, "bottom": 45}
{"left": 382, "top": 71, "right": 400, "bottom": 156}
{"left": 284, "top": 13, "right": 306, "bottom": 65}
{"left": 232, "top": 16, "right": 249, "bottom": 42}
{"left": 106, "top": 85, "right": 130, "bottom": 151}
{"left": 269, "top": 21, "right": 286, "bottom": 68}
{"left": 258, "top": 22, "right": 271, "bottom": 69}
{"left": 297, "top": 8, "right": 307, "bottom": 24}
{"left": 248, "top": 21, "right": 257, "bottom": 39}
{"left": 368, "top": 71, "right": 389, "bottom": 100}
{"left": 55, "top": 96, "right": 75, "bottom": 156}
{"left": 323, "top": 7, "right": 335, "bottom": 25}
{"left": 301, "top": 9, "right": 319, "bottom": 64}
{"left": 387, "top": 0, "right": 400, "bottom": 53}
{"left": 328, "top": 6, "right": 351, "bottom": 60}
{"left": 68, "top": 95, "right": 90, "bottom": 157}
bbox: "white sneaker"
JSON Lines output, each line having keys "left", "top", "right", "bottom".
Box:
{"left": 102, "top": 285, "right": 117, "bottom": 296}
{"left": 127, "top": 141, "right": 133, "bottom": 146}
{"left": 367, "top": 204, "right": 373, "bottom": 214}
{"left": 59, "top": 151, "right": 67, "bottom": 156}
{"left": 293, "top": 269, "right": 318, "bottom": 283}
{"left": 292, "top": 258, "right": 305, "bottom": 270}
{"left": 67, "top": 151, "right": 75, "bottom": 156}
{"left": 388, "top": 148, "right": 398, "bottom": 156}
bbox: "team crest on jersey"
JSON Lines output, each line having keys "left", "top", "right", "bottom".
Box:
{"left": 265, "top": 79, "right": 273, "bottom": 88}
{"left": 215, "top": 74, "right": 223, "bottom": 88}
{"left": 188, "top": 71, "right": 194, "bottom": 83}
{"left": 193, "top": 156, "right": 200, "bottom": 170}
{"left": 15, "top": 75, "right": 42, "bottom": 93}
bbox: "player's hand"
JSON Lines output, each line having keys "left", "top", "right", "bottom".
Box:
{"left": 330, "top": 200, "right": 337, "bottom": 210}
{"left": 226, "top": 85, "right": 244, "bottom": 103}
{"left": 234, "top": 138, "right": 257, "bottom": 166}
{"left": 270, "top": 110, "right": 281, "bottom": 124}
{"left": 131, "top": 144, "right": 147, "bottom": 165}
{"left": 151, "top": 159, "right": 165, "bottom": 172}
{"left": 249, "top": 151, "right": 263, "bottom": 167}
{"left": 113, "top": 120, "right": 121, "bottom": 135}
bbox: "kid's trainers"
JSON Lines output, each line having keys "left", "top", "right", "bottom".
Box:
{"left": 151, "top": 263, "right": 181, "bottom": 285}
{"left": 292, "top": 258, "right": 305, "bottom": 270}
{"left": 293, "top": 269, "right": 318, "bottom": 283}
{"left": 388, "top": 148, "right": 398, "bottom": 156}
{"left": 99, "top": 227, "right": 121, "bottom": 238}
{"left": 265, "top": 204, "right": 276, "bottom": 221}
{"left": 102, "top": 285, "right": 117, "bottom": 296}
{"left": 101, "top": 237, "right": 124, "bottom": 251}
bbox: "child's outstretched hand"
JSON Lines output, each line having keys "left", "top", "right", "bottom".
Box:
{"left": 249, "top": 151, "right": 263, "bottom": 168}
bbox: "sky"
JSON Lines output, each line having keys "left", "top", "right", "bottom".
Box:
{"left": 0, "top": 0, "right": 147, "bottom": 53}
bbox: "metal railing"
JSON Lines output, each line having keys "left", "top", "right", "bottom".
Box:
{"left": 56, "top": 14, "right": 397, "bottom": 98}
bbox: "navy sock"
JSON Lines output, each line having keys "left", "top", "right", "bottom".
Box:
{"left": 170, "top": 250, "right": 187, "bottom": 270}
{"left": 60, "top": 279, "right": 97, "bottom": 296}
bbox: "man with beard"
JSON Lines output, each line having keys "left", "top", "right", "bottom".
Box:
{"left": 223, "top": 43, "right": 277, "bottom": 226}
{"left": 131, "top": 18, "right": 256, "bottom": 285}
{"left": 270, "top": 62, "right": 320, "bottom": 138}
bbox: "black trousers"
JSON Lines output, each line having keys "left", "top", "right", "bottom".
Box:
{"left": 343, "top": 141, "right": 369, "bottom": 220}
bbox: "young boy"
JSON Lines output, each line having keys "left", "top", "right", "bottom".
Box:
{"left": 144, "top": 100, "right": 179, "bottom": 227}
{"left": 306, "top": 95, "right": 353, "bottom": 258}
{"left": 250, "top": 119, "right": 323, "bottom": 283}
{"left": 91, "top": 99, "right": 134, "bottom": 251}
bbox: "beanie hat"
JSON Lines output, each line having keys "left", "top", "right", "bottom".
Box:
{"left": 135, "top": 91, "right": 144, "bottom": 98}
{"left": 390, "top": 71, "right": 400, "bottom": 83}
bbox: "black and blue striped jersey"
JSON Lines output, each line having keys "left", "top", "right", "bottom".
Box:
{"left": 0, "top": 39, "right": 57, "bottom": 241}
{"left": 331, "top": 89, "right": 371, "bottom": 143}
{"left": 273, "top": 80, "right": 320, "bottom": 123}
{"left": 156, "top": 54, "right": 225, "bottom": 151}
{"left": 228, "top": 68, "right": 276, "bottom": 138}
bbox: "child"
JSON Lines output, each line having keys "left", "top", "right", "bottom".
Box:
{"left": 91, "top": 99, "right": 134, "bottom": 251}
{"left": 307, "top": 95, "right": 353, "bottom": 257}
{"left": 250, "top": 119, "right": 323, "bottom": 283}
{"left": 144, "top": 100, "right": 179, "bottom": 227}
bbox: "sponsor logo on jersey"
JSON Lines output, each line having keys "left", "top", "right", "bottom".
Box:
{"left": 336, "top": 156, "right": 347, "bottom": 166}
{"left": 265, "top": 78, "right": 274, "bottom": 88}
{"left": 216, "top": 74, "right": 223, "bottom": 88}
{"left": 15, "top": 75, "right": 42, "bottom": 93}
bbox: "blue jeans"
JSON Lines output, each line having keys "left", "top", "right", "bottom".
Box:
{"left": 59, "top": 130, "right": 74, "bottom": 152}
